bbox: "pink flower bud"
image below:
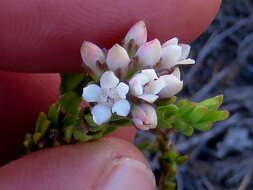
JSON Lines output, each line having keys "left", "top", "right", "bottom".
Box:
{"left": 136, "top": 39, "right": 162, "bottom": 67}
{"left": 80, "top": 41, "right": 105, "bottom": 77}
{"left": 131, "top": 103, "right": 157, "bottom": 130}
{"left": 124, "top": 20, "right": 147, "bottom": 46}
{"left": 106, "top": 44, "right": 130, "bottom": 72}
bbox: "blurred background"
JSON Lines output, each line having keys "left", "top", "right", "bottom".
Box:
{"left": 138, "top": 0, "right": 253, "bottom": 189}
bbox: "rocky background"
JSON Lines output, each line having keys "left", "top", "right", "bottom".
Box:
{"left": 138, "top": 0, "right": 253, "bottom": 189}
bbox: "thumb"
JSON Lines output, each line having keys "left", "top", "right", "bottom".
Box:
{"left": 0, "top": 137, "right": 156, "bottom": 190}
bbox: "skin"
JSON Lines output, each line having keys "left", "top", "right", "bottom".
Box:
{"left": 0, "top": 0, "right": 221, "bottom": 189}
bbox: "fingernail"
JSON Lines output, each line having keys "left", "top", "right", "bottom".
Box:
{"left": 95, "top": 158, "right": 156, "bottom": 190}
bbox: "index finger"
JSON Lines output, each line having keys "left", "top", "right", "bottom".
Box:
{"left": 0, "top": 0, "right": 221, "bottom": 72}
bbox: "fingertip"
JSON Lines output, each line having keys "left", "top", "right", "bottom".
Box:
{"left": 0, "top": 137, "right": 154, "bottom": 190}
{"left": 0, "top": 0, "right": 221, "bottom": 72}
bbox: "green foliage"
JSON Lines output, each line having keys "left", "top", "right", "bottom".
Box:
{"left": 157, "top": 95, "right": 229, "bottom": 136}
{"left": 59, "top": 91, "right": 83, "bottom": 127}
{"left": 60, "top": 72, "right": 90, "bottom": 95}
{"left": 73, "top": 129, "right": 92, "bottom": 142}
{"left": 35, "top": 112, "right": 50, "bottom": 133}
{"left": 48, "top": 104, "right": 59, "bottom": 126}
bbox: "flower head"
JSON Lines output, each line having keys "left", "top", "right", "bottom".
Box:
{"left": 81, "top": 21, "right": 195, "bottom": 129}
{"left": 83, "top": 71, "right": 130, "bottom": 125}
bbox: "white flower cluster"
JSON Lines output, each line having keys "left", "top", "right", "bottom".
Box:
{"left": 81, "top": 21, "right": 195, "bottom": 130}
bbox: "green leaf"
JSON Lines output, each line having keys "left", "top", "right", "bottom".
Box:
{"left": 178, "top": 100, "right": 196, "bottom": 116}
{"left": 193, "top": 122, "right": 213, "bottom": 131}
{"left": 176, "top": 155, "right": 189, "bottom": 165}
{"left": 48, "top": 104, "right": 59, "bottom": 126}
{"left": 173, "top": 119, "right": 194, "bottom": 136}
{"left": 23, "top": 134, "right": 33, "bottom": 151}
{"left": 35, "top": 112, "right": 50, "bottom": 133}
{"left": 73, "top": 130, "right": 92, "bottom": 142}
{"left": 60, "top": 72, "right": 86, "bottom": 94}
{"left": 158, "top": 104, "right": 179, "bottom": 117}
{"left": 110, "top": 118, "right": 131, "bottom": 126}
{"left": 199, "top": 95, "right": 223, "bottom": 110}
{"left": 84, "top": 114, "right": 99, "bottom": 128}
{"left": 32, "top": 132, "right": 43, "bottom": 144}
{"left": 59, "top": 92, "right": 82, "bottom": 114}
{"left": 158, "top": 118, "right": 173, "bottom": 129}
{"left": 187, "top": 105, "right": 208, "bottom": 123}
{"left": 64, "top": 126, "right": 73, "bottom": 143}
{"left": 200, "top": 110, "right": 229, "bottom": 122}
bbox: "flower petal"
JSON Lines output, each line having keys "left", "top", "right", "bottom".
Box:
{"left": 91, "top": 104, "right": 112, "bottom": 125}
{"left": 129, "top": 73, "right": 149, "bottom": 96}
{"left": 136, "top": 39, "right": 162, "bottom": 67}
{"left": 106, "top": 44, "right": 130, "bottom": 71}
{"left": 116, "top": 82, "right": 129, "bottom": 99}
{"left": 179, "top": 44, "right": 191, "bottom": 60}
{"left": 162, "top": 37, "right": 179, "bottom": 47}
{"left": 138, "top": 94, "right": 159, "bottom": 103}
{"left": 100, "top": 71, "right": 119, "bottom": 89}
{"left": 82, "top": 84, "right": 102, "bottom": 102}
{"left": 144, "top": 77, "right": 167, "bottom": 95}
{"left": 177, "top": 58, "right": 195, "bottom": 65}
{"left": 159, "top": 75, "right": 183, "bottom": 98}
{"left": 160, "top": 45, "right": 182, "bottom": 69}
{"left": 112, "top": 100, "right": 131, "bottom": 117}
{"left": 172, "top": 67, "right": 181, "bottom": 80}
{"left": 124, "top": 20, "right": 147, "bottom": 46}
{"left": 141, "top": 69, "right": 158, "bottom": 80}
{"left": 80, "top": 41, "right": 105, "bottom": 77}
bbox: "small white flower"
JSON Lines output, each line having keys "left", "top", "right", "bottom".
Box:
{"left": 124, "top": 20, "right": 147, "bottom": 46}
{"left": 158, "top": 37, "right": 195, "bottom": 70}
{"left": 129, "top": 69, "right": 183, "bottom": 103}
{"left": 131, "top": 103, "right": 157, "bottom": 130}
{"left": 135, "top": 39, "right": 162, "bottom": 67}
{"left": 80, "top": 41, "right": 105, "bottom": 77}
{"left": 83, "top": 71, "right": 130, "bottom": 125}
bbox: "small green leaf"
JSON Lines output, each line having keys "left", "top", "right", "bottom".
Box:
{"left": 193, "top": 122, "right": 213, "bottom": 131}
{"left": 23, "top": 134, "right": 33, "bottom": 151}
{"left": 158, "top": 104, "right": 179, "bottom": 117}
{"left": 84, "top": 114, "right": 99, "bottom": 128}
{"left": 173, "top": 119, "right": 194, "bottom": 136}
{"left": 199, "top": 95, "right": 223, "bottom": 110}
{"left": 178, "top": 100, "right": 196, "bottom": 116}
{"left": 59, "top": 92, "right": 82, "bottom": 114}
{"left": 187, "top": 105, "right": 208, "bottom": 123}
{"left": 64, "top": 126, "right": 73, "bottom": 143}
{"left": 176, "top": 155, "right": 189, "bottom": 165}
{"left": 158, "top": 119, "right": 173, "bottom": 129}
{"left": 73, "top": 130, "right": 92, "bottom": 142}
{"left": 60, "top": 72, "right": 86, "bottom": 94}
{"left": 200, "top": 110, "right": 229, "bottom": 122}
{"left": 110, "top": 118, "right": 131, "bottom": 126}
{"left": 35, "top": 112, "right": 50, "bottom": 133}
{"left": 32, "top": 132, "right": 43, "bottom": 144}
{"left": 48, "top": 104, "right": 59, "bottom": 126}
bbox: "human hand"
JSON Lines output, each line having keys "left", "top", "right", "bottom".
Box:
{"left": 0, "top": 0, "right": 221, "bottom": 189}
